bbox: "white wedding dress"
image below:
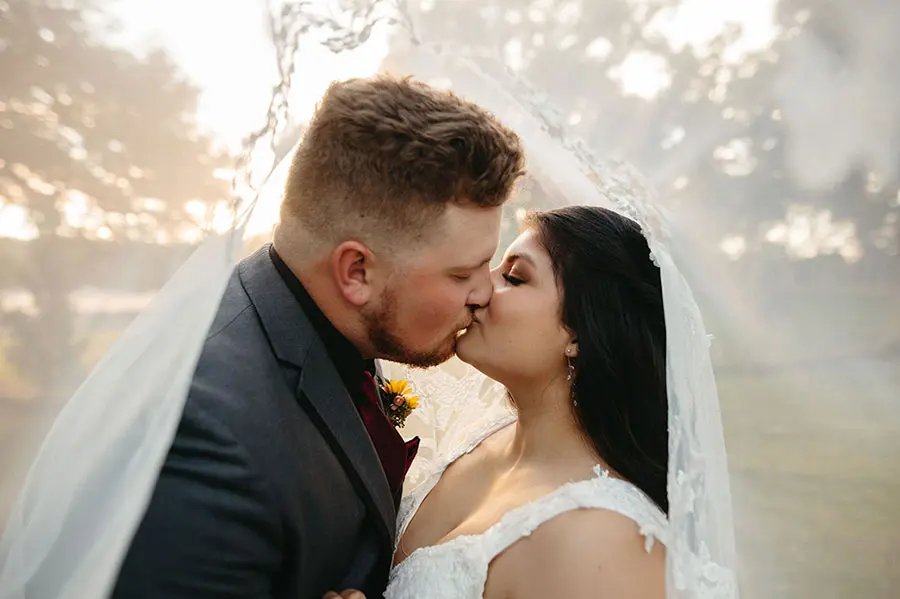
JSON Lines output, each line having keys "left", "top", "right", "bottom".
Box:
{"left": 384, "top": 413, "right": 669, "bottom": 599}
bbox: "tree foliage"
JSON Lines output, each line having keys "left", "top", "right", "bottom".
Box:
{"left": 0, "top": 0, "right": 233, "bottom": 398}
{"left": 384, "top": 0, "right": 899, "bottom": 267}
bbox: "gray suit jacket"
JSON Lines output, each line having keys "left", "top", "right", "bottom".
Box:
{"left": 112, "top": 246, "right": 396, "bottom": 599}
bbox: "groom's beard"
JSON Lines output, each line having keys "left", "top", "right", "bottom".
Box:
{"left": 363, "top": 287, "right": 457, "bottom": 368}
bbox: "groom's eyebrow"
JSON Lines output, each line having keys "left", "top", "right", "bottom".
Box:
{"left": 459, "top": 256, "right": 493, "bottom": 270}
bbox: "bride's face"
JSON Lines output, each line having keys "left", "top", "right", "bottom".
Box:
{"left": 456, "top": 229, "right": 572, "bottom": 386}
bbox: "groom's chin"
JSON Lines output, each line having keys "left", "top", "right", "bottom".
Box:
{"left": 398, "top": 348, "right": 456, "bottom": 369}
{"left": 384, "top": 335, "right": 458, "bottom": 369}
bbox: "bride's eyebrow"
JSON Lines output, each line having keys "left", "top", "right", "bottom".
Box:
{"left": 506, "top": 252, "right": 536, "bottom": 268}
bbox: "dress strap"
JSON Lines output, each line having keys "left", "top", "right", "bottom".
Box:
{"left": 482, "top": 467, "right": 669, "bottom": 562}
{"left": 396, "top": 413, "right": 517, "bottom": 548}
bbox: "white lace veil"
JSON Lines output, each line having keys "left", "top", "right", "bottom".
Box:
{"left": 1, "top": 1, "right": 898, "bottom": 598}
{"left": 374, "top": 42, "right": 738, "bottom": 597}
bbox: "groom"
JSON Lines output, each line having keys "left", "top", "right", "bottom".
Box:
{"left": 111, "top": 76, "right": 524, "bottom": 599}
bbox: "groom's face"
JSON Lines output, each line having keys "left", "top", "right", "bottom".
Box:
{"left": 363, "top": 203, "right": 502, "bottom": 367}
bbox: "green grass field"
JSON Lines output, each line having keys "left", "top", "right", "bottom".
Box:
{"left": 706, "top": 284, "right": 900, "bottom": 597}
{"left": 718, "top": 369, "right": 900, "bottom": 598}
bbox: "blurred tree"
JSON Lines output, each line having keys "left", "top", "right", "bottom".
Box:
{"left": 772, "top": 0, "right": 900, "bottom": 263}
{"left": 382, "top": 0, "right": 899, "bottom": 270}
{"left": 383, "top": 1, "right": 758, "bottom": 245}
{"left": 0, "top": 0, "right": 234, "bottom": 400}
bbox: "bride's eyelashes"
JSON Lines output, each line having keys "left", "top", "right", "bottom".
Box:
{"left": 502, "top": 273, "right": 524, "bottom": 286}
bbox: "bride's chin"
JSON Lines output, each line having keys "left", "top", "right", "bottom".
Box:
{"left": 456, "top": 342, "right": 500, "bottom": 383}
{"left": 454, "top": 330, "right": 479, "bottom": 366}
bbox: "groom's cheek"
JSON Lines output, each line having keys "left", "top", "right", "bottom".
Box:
{"left": 409, "top": 285, "right": 451, "bottom": 327}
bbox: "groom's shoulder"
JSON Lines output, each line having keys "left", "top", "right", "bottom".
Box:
{"left": 172, "top": 310, "right": 299, "bottom": 490}
{"left": 206, "top": 267, "right": 256, "bottom": 340}
{"left": 190, "top": 272, "right": 287, "bottom": 410}
{"left": 201, "top": 244, "right": 281, "bottom": 342}
{"left": 179, "top": 272, "right": 290, "bottom": 432}
{"left": 177, "top": 248, "right": 322, "bottom": 453}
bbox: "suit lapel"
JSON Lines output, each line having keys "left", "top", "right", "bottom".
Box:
{"left": 238, "top": 246, "right": 395, "bottom": 546}
{"left": 371, "top": 361, "right": 389, "bottom": 417}
{"left": 297, "top": 346, "right": 395, "bottom": 544}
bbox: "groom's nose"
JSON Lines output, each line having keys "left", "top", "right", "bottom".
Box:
{"left": 466, "top": 269, "right": 493, "bottom": 309}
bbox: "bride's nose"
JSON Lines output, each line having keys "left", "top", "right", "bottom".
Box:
{"left": 489, "top": 265, "right": 503, "bottom": 288}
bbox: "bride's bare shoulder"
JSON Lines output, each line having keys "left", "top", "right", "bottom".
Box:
{"left": 485, "top": 508, "right": 665, "bottom": 599}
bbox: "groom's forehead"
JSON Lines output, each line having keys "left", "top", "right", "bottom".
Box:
{"left": 437, "top": 203, "right": 502, "bottom": 241}
{"left": 414, "top": 230, "right": 498, "bottom": 272}
{"left": 407, "top": 202, "right": 501, "bottom": 265}
{"left": 437, "top": 227, "right": 501, "bottom": 262}
{"left": 418, "top": 237, "right": 496, "bottom": 267}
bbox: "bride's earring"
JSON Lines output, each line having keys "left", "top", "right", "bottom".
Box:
{"left": 565, "top": 348, "right": 578, "bottom": 406}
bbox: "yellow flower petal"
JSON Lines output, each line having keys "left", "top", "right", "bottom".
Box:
{"left": 385, "top": 379, "right": 410, "bottom": 396}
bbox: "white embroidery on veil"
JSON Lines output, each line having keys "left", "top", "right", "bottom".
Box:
{"left": 379, "top": 358, "right": 514, "bottom": 492}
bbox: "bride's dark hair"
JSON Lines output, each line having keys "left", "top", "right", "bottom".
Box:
{"left": 526, "top": 205, "right": 669, "bottom": 513}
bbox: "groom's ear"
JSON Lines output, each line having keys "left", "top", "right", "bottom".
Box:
{"left": 331, "top": 240, "right": 376, "bottom": 307}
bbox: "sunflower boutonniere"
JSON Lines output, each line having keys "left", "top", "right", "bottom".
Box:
{"left": 379, "top": 378, "right": 419, "bottom": 428}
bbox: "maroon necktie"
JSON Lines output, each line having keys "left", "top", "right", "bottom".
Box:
{"left": 357, "top": 371, "right": 419, "bottom": 499}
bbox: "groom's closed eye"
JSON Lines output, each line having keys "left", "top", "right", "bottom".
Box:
{"left": 460, "top": 255, "right": 494, "bottom": 271}
{"left": 450, "top": 255, "right": 494, "bottom": 280}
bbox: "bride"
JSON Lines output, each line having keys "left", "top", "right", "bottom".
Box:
{"left": 328, "top": 205, "right": 733, "bottom": 599}
{"left": 386, "top": 205, "right": 669, "bottom": 599}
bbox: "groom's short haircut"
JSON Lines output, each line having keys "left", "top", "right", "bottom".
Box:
{"left": 281, "top": 75, "right": 525, "bottom": 253}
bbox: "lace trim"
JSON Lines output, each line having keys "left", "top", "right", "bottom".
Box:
{"left": 395, "top": 413, "right": 517, "bottom": 550}
{"left": 481, "top": 466, "right": 668, "bottom": 560}
{"left": 393, "top": 465, "right": 668, "bottom": 577}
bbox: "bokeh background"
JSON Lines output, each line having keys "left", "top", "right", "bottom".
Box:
{"left": 1, "top": 1, "right": 897, "bottom": 597}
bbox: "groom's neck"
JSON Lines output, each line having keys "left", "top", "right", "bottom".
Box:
{"left": 272, "top": 237, "right": 374, "bottom": 360}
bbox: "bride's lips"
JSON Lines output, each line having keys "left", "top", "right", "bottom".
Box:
{"left": 456, "top": 318, "right": 478, "bottom": 338}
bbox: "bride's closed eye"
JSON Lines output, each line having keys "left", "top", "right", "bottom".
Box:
{"left": 502, "top": 272, "right": 525, "bottom": 286}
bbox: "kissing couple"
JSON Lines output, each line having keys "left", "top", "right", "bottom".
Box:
{"left": 3, "top": 74, "right": 738, "bottom": 599}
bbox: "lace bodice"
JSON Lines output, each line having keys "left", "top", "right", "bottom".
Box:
{"left": 385, "top": 414, "right": 669, "bottom": 599}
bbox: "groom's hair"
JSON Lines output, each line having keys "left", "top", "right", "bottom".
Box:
{"left": 280, "top": 75, "right": 524, "bottom": 254}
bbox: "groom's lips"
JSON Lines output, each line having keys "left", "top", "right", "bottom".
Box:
{"left": 456, "top": 319, "right": 476, "bottom": 338}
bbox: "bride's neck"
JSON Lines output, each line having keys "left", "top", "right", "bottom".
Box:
{"left": 504, "top": 381, "right": 595, "bottom": 469}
